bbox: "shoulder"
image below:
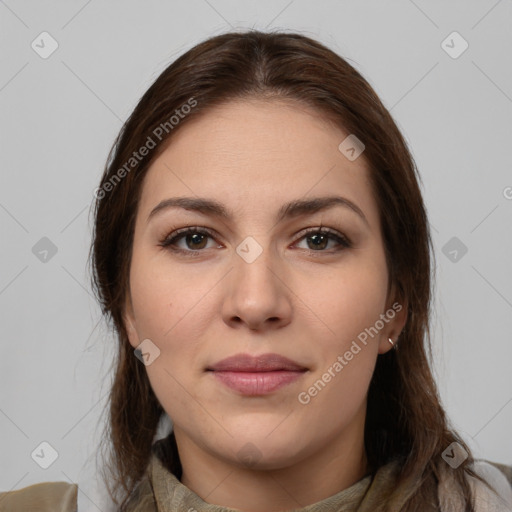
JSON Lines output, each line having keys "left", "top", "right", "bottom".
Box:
{"left": 470, "top": 459, "right": 512, "bottom": 511}
{"left": 0, "top": 481, "right": 77, "bottom": 512}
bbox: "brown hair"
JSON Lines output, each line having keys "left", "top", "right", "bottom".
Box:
{"left": 89, "top": 30, "right": 492, "bottom": 511}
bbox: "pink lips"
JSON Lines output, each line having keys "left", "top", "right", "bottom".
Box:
{"left": 206, "top": 353, "right": 307, "bottom": 396}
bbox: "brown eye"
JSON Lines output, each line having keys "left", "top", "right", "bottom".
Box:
{"left": 159, "top": 227, "right": 218, "bottom": 254}
{"left": 295, "top": 228, "right": 351, "bottom": 252}
{"left": 306, "top": 232, "right": 329, "bottom": 250}
{"left": 182, "top": 232, "right": 208, "bottom": 250}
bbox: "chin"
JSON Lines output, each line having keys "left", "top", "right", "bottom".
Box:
{"left": 220, "top": 434, "right": 307, "bottom": 471}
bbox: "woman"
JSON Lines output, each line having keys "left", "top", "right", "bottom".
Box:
{"left": 2, "top": 30, "right": 511, "bottom": 512}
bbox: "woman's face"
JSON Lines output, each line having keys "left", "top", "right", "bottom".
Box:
{"left": 124, "top": 98, "right": 406, "bottom": 472}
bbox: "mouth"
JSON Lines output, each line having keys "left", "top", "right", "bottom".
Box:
{"left": 206, "top": 353, "right": 308, "bottom": 396}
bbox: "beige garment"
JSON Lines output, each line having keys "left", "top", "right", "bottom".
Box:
{"left": 0, "top": 480, "right": 77, "bottom": 512}
{"left": 1, "top": 437, "right": 511, "bottom": 512}
{"left": 125, "top": 452, "right": 430, "bottom": 512}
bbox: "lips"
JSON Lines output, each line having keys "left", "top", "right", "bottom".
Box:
{"left": 206, "top": 353, "right": 308, "bottom": 395}
{"left": 207, "top": 353, "right": 307, "bottom": 372}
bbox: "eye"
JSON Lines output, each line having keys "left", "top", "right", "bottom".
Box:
{"left": 294, "top": 227, "right": 351, "bottom": 252}
{"left": 158, "top": 226, "right": 351, "bottom": 256}
{"left": 158, "top": 226, "right": 219, "bottom": 254}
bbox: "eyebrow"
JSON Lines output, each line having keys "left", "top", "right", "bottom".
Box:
{"left": 147, "top": 195, "right": 369, "bottom": 226}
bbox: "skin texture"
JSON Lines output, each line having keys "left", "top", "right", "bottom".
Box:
{"left": 124, "top": 98, "right": 407, "bottom": 512}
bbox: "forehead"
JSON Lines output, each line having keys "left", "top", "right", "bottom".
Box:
{"left": 138, "top": 99, "right": 378, "bottom": 227}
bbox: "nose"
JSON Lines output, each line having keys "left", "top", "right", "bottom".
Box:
{"left": 221, "top": 241, "right": 293, "bottom": 331}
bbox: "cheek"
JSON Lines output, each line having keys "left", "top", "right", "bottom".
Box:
{"left": 131, "top": 284, "right": 211, "bottom": 433}
{"left": 306, "top": 254, "right": 389, "bottom": 347}
{"left": 129, "top": 267, "right": 206, "bottom": 385}
{"left": 129, "top": 243, "right": 208, "bottom": 338}
{"left": 299, "top": 351, "right": 375, "bottom": 435}
{"left": 128, "top": 249, "right": 213, "bottom": 393}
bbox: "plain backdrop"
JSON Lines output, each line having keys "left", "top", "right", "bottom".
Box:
{"left": 1, "top": 1, "right": 511, "bottom": 511}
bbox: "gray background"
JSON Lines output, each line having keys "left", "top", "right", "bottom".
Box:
{"left": 1, "top": 1, "right": 511, "bottom": 510}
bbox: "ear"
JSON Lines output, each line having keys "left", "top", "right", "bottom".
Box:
{"left": 123, "top": 293, "right": 139, "bottom": 349}
{"left": 377, "top": 287, "right": 408, "bottom": 355}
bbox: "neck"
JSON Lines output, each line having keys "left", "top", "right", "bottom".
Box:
{"left": 175, "top": 411, "right": 368, "bottom": 511}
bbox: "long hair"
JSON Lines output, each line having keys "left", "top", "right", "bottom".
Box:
{"left": 89, "top": 30, "right": 492, "bottom": 511}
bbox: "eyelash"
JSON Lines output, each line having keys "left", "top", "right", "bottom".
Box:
{"left": 158, "top": 225, "right": 352, "bottom": 257}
